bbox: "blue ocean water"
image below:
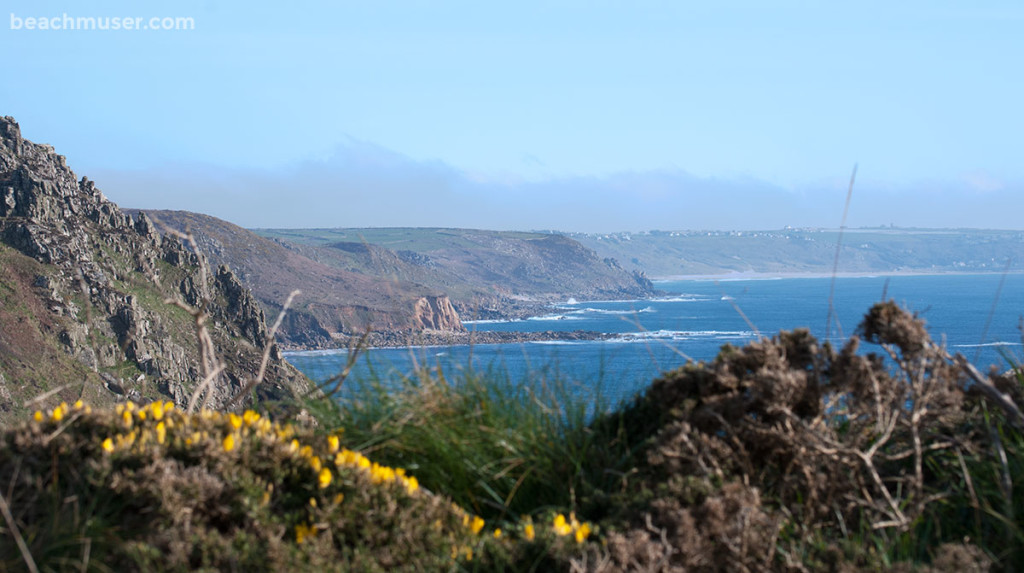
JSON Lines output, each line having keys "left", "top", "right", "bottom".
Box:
{"left": 286, "top": 274, "right": 1024, "bottom": 405}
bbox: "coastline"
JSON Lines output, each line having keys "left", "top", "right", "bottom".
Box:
{"left": 279, "top": 270, "right": 1023, "bottom": 352}
{"left": 653, "top": 269, "right": 1024, "bottom": 281}
{"left": 280, "top": 328, "right": 613, "bottom": 352}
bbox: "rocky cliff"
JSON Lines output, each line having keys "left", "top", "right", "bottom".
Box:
{"left": 255, "top": 227, "right": 660, "bottom": 321}
{"left": 0, "top": 117, "right": 308, "bottom": 421}
{"left": 124, "top": 210, "right": 466, "bottom": 348}
{"left": 410, "top": 295, "right": 463, "bottom": 331}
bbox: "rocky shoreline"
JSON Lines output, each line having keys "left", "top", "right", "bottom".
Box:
{"left": 279, "top": 328, "right": 613, "bottom": 351}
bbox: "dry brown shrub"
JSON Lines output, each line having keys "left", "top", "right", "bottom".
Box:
{"left": 581, "top": 480, "right": 780, "bottom": 573}
{"left": 579, "top": 301, "right": 998, "bottom": 572}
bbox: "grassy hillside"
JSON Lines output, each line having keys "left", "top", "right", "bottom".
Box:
{"left": 255, "top": 227, "right": 547, "bottom": 252}
{"left": 254, "top": 227, "right": 656, "bottom": 320}
{"left": 0, "top": 243, "right": 104, "bottom": 423}
{"left": 569, "top": 228, "right": 1024, "bottom": 277}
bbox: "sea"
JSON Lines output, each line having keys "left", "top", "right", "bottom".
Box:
{"left": 285, "top": 274, "right": 1024, "bottom": 406}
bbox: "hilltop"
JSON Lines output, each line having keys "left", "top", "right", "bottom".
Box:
{"left": 569, "top": 228, "right": 1024, "bottom": 278}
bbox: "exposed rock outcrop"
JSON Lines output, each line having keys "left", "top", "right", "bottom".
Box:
{"left": 0, "top": 116, "right": 309, "bottom": 419}
{"left": 410, "top": 295, "right": 463, "bottom": 331}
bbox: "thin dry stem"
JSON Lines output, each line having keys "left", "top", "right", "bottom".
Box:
{"left": 23, "top": 383, "right": 73, "bottom": 408}
{"left": 0, "top": 490, "right": 38, "bottom": 573}
{"left": 958, "top": 356, "right": 1024, "bottom": 428}
{"left": 187, "top": 363, "right": 226, "bottom": 414}
{"left": 226, "top": 289, "right": 301, "bottom": 409}
{"left": 312, "top": 329, "right": 372, "bottom": 400}
{"left": 825, "top": 163, "right": 857, "bottom": 340}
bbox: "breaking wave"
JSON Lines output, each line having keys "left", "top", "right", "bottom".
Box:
{"left": 607, "top": 330, "right": 758, "bottom": 343}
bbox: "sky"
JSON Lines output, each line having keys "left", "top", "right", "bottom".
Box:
{"left": 2, "top": 1, "right": 1022, "bottom": 232}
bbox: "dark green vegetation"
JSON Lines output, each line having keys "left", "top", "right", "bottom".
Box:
{"left": 5, "top": 302, "right": 1019, "bottom": 571}
{"left": 568, "top": 228, "right": 1024, "bottom": 277}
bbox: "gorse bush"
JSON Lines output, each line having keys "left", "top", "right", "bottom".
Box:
{"left": 574, "top": 301, "right": 1008, "bottom": 571}
{"left": 0, "top": 400, "right": 593, "bottom": 571}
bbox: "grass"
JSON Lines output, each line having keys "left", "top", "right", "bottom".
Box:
{"left": 305, "top": 358, "right": 637, "bottom": 526}
{"left": 908, "top": 363, "right": 1024, "bottom": 568}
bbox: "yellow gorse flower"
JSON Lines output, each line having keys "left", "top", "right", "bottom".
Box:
{"left": 33, "top": 401, "right": 431, "bottom": 545}
{"left": 552, "top": 512, "right": 592, "bottom": 543}
{"left": 242, "top": 409, "right": 260, "bottom": 427}
{"left": 470, "top": 516, "right": 485, "bottom": 535}
{"left": 405, "top": 475, "right": 419, "bottom": 494}
{"left": 553, "top": 513, "right": 571, "bottom": 536}
{"left": 150, "top": 401, "right": 165, "bottom": 421}
{"left": 575, "top": 521, "right": 592, "bottom": 544}
{"left": 295, "top": 523, "right": 316, "bottom": 544}
{"left": 524, "top": 522, "right": 536, "bottom": 541}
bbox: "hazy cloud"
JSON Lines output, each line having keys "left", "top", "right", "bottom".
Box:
{"left": 90, "top": 140, "right": 1024, "bottom": 233}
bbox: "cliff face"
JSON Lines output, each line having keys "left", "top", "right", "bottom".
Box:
{"left": 254, "top": 228, "right": 660, "bottom": 321}
{"left": 411, "top": 295, "right": 462, "bottom": 331}
{"left": 0, "top": 117, "right": 308, "bottom": 420}
{"left": 125, "top": 210, "right": 465, "bottom": 348}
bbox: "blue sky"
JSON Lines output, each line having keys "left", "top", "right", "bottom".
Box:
{"left": 2, "top": 1, "right": 1022, "bottom": 231}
